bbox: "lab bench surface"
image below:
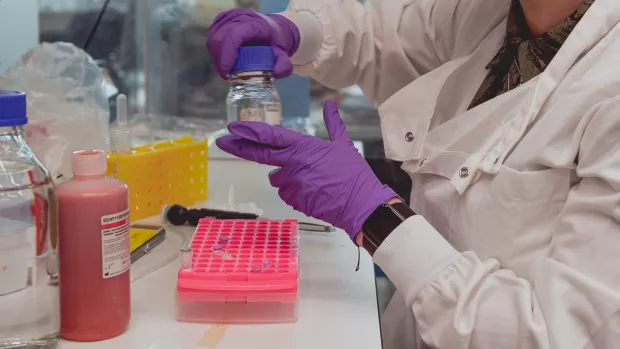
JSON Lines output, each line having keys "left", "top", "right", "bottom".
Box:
{"left": 58, "top": 158, "right": 382, "bottom": 349}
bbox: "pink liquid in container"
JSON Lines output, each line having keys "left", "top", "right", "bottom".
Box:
{"left": 176, "top": 218, "right": 299, "bottom": 324}
{"left": 57, "top": 150, "right": 130, "bottom": 341}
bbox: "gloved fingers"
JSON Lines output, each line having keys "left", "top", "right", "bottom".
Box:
{"left": 208, "top": 21, "right": 271, "bottom": 79}
{"left": 215, "top": 135, "right": 291, "bottom": 166}
{"left": 207, "top": 10, "right": 242, "bottom": 78}
{"left": 207, "top": 23, "right": 242, "bottom": 79}
{"left": 268, "top": 168, "right": 280, "bottom": 177}
{"left": 207, "top": 9, "right": 238, "bottom": 33}
{"left": 228, "top": 121, "right": 301, "bottom": 148}
{"left": 277, "top": 187, "right": 292, "bottom": 210}
{"left": 323, "top": 100, "right": 353, "bottom": 145}
{"left": 268, "top": 167, "right": 281, "bottom": 187}
{"left": 268, "top": 165, "right": 295, "bottom": 188}
{"left": 277, "top": 181, "right": 306, "bottom": 213}
{"left": 207, "top": 10, "right": 268, "bottom": 45}
{"left": 272, "top": 47, "right": 293, "bottom": 78}
{"left": 209, "top": 8, "right": 257, "bottom": 31}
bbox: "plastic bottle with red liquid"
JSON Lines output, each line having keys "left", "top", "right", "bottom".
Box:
{"left": 57, "top": 150, "right": 130, "bottom": 341}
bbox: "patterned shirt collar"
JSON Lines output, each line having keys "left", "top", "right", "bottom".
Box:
{"left": 469, "top": 0, "right": 594, "bottom": 109}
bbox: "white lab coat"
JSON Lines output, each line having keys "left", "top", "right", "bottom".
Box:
{"left": 282, "top": 0, "right": 620, "bottom": 348}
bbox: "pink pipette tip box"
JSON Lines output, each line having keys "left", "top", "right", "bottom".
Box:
{"left": 175, "top": 218, "right": 299, "bottom": 324}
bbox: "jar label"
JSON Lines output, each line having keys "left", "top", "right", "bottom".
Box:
{"left": 238, "top": 104, "right": 282, "bottom": 125}
{"left": 239, "top": 107, "right": 263, "bottom": 122}
{"left": 101, "top": 209, "right": 130, "bottom": 279}
{"left": 264, "top": 103, "right": 282, "bottom": 125}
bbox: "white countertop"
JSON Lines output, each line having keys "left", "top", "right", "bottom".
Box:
{"left": 59, "top": 158, "right": 382, "bottom": 349}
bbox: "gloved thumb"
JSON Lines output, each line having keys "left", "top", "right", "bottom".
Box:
{"left": 272, "top": 47, "right": 293, "bottom": 78}
{"left": 323, "top": 100, "right": 352, "bottom": 144}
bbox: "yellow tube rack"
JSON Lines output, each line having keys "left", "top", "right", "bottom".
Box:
{"left": 107, "top": 136, "right": 208, "bottom": 221}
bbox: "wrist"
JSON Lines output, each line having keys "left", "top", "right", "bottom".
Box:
{"left": 359, "top": 199, "right": 414, "bottom": 255}
{"left": 386, "top": 197, "right": 403, "bottom": 205}
{"left": 356, "top": 197, "right": 402, "bottom": 247}
{"left": 355, "top": 231, "right": 364, "bottom": 247}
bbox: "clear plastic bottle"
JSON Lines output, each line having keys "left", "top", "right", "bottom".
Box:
{"left": 226, "top": 46, "right": 282, "bottom": 126}
{"left": 57, "top": 150, "right": 130, "bottom": 341}
{"left": 0, "top": 90, "right": 60, "bottom": 348}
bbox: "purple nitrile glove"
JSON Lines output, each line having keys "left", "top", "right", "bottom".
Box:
{"left": 216, "top": 101, "right": 398, "bottom": 241}
{"left": 207, "top": 8, "right": 300, "bottom": 79}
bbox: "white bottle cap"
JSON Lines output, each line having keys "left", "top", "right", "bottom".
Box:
{"left": 72, "top": 150, "right": 107, "bottom": 176}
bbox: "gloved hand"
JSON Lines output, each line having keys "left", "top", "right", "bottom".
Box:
{"left": 207, "top": 9, "right": 300, "bottom": 79}
{"left": 216, "top": 101, "right": 398, "bottom": 241}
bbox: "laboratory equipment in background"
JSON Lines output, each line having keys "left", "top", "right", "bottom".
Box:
{"left": 176, "top": 218, "right": 299, "bottom": 324}
{"left": 108, "top": 92, "right": 208, "bottom": 221}
{"left": 146, "top": 0, "right": 260, "bottom": 125}
{"left": 226, "top": 46, "right": 283, "bottom": 125}
{"left": 107, "top": 135, "right": 208, "bottom": 221}
{"left": 109, "top": 94, "right": 132, "bottom": 154}
{"left": 56, "top": 150, "right": 130, "bottom": 341}
{"left": 0, "top": 90, "right": 60, "bottom": 349}
{"left": 0, "top": 42, "right": 111, "bottom": 180}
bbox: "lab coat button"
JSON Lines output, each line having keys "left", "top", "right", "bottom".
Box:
{"left": 459, "top": 167, "right": 470, "bottom": 178}
{"left": 405, "top": 132, "right": 414, "bottom": 142}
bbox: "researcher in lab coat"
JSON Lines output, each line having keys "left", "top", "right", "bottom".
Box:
{"left": 208, "top": 0, "right": 620, "bottom": 348}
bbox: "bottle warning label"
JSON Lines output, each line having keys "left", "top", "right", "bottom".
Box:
{"left": 101, "top": 209, "right": 130, "bottom": 279}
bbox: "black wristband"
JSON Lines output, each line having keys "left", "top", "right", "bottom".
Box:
{"left": 361, "top": 202, "right": 415, "bottom": 255}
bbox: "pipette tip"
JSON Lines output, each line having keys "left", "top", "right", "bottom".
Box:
{"left": 116, "top": 94, "right": 128, "bottom": 125}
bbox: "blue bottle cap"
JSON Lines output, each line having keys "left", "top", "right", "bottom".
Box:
{"left": 230, "top": 46, "right": 275, "bottom": 75}
{"left": 0, "top": 90, "right": 27, "bottom": 127}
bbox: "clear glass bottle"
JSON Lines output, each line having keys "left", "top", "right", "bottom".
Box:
{"left": 226, "top": 46, "right": 282, "bottom": 126}
{"left": 0, "top": 91, "right": 60, "bottom": 348}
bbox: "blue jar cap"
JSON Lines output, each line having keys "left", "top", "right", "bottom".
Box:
{"left": 230, "top": 46, "right": 275, "bottom": 75}
{"left": 0, "top": 90, "right": 27, "bottom": 127}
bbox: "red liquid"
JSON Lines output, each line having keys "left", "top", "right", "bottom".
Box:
{"left": 57, "top": 175, "right": 130, "bottom": 341}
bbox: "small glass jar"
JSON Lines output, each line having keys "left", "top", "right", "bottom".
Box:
{"left": 226, "top": 46, "right": 282, "bottom": 126}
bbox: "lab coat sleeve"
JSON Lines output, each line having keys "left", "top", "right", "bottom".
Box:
{"left": 373, "top": 96, "right": 620, "bottom": 348}
{"left": 278, "top": 0, "right": 494, "bottom": 106}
